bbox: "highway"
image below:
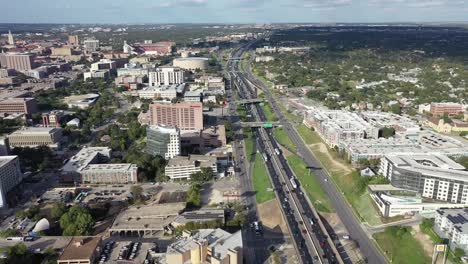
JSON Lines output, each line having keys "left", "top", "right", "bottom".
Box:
{"left": 241, "top": 45, "right": 388, "bottom": 264}
{"left": 228, "top": 46, "right": 344, "bottom": 264}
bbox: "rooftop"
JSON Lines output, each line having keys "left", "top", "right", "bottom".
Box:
{"left": 58, "top": 236, "right": 101, "bottom": 261}
{"left": 141, "top": 83, "right": 185, "bottom": 93}
{"left": 147, "top": 125, "right": 179, "bottom": 134}
{"left": 167, "top": 228, "right": 242, "bottom": 260}
{"left": 110, "top": 202, "right": 185, "bottom": 231}
{"left": 0, "top": 156, "right": 18, "bottom": 168}
{"left": 81, "top": 163, "right": 137, "bottom": 172}
{"left": 8, "top": 127, "right": 62, "bottom": 135}
{"left": 166, "top": 155, "right": 217, "bottom": 168}
{"left": 436, "top": 208, "right": 468, "bottom": 234}
{"left": 62, "top": 147, "right": 111, "bottom": 172}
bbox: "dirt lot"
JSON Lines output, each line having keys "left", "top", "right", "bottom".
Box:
{"left": 257, "top": 199, "right": 287, "bottom": 235}
{"left": 413, "top": 225, "right": 445, "bottom": 264}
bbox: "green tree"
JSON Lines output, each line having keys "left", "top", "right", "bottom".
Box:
{"left": 454, "top": 248, "right": 465, "bottom": 259}
{"left": 0, "top": 243, "right": 34, "bottom": 264}
{"left": 380, "top": 127, "right": 395, "bottom": 139}
{"left": 51, "top": 202, "right": 67, "bottom": 220}
{"left": 130, "top": 185, "right": 143, "bottom": 203}
{"left": 187, "top": 184, "right": 202, "bottom": 208}
{"left": 390, "top": 104, "right": 401, "bottom": 115}
{"left": 59, "top": 205, "right": 94, "bottom": 236}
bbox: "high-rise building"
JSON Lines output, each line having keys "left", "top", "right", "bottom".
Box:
{"left": 83, "top": 39, "right": 100, "bottom": 53}
{"left": 0, "top": 53, "right": 36, "bottom": 71}
{"left": 68, "top": 35, "right": 79, "bottom": 46}
{"left": 0, "top": 156, "right": 23, "bottom": 208}
{"left": 146, "top": 125, "right": 180, "bottom": 159}
{"left": 7, "top": 31, "right": 14, "bottom": 45}
{"left": 148, "top": 66, "right": 185, "bottom": 86}
{"left": 149, "top": 102, "right": 203, "bottom": 131}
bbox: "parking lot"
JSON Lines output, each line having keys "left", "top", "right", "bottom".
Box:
{"left": 106, "top": 241, "right": 156, "bottom": 264}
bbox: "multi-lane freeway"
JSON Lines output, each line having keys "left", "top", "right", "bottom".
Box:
{"left": 227, "top": 45, "right": 347, "bottom": 264}
{"left": 240, "top": 43, "right": 388, "bottom": 264}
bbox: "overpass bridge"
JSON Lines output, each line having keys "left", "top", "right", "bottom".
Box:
{"left": 240, "top": 122, "right": 281, "bottom": 128}
{"left": 236, "top": 98, "right": 267, "bottom": 105}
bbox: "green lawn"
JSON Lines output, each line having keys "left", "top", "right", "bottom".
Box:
{"left": 243, "top": 128, "right": 255, "bottom": 162}
{"left": 279, "top": 105, "right": 303, "bottom": 123}
{"left": 287, "top": 154, "right": 333, "bottom": 213}
{"left": 374, "top": 227, "right": 431, "bottom": 264}
{"left": 252, "top": 153, "right": 275, "bottom": 204}
{"left": 273, "top": 128, "right": 296, "bottom": 152}
{"left": 296, "top": 125, "right": 321, "bottom": 145}
{"left": 262, "top": 103, "right": 278, "bottom": 122}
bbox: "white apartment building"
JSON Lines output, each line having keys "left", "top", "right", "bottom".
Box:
{"left": 165, "top": 155, "right": 217, "bottom": 180}
{"left": 148, "top": 66, "right": 185, "bottom": 86}
{"left": 304, "top": 109, "right": 373, "bottom": 147}
{"left": 0, "top": 156, "right": 23, "bottom": 208}
{"left": 146, "top": 125, "right": 181, "bottom": 159}
{"left": 137, "top": 84, "right": 185, "bottom": 100}
{"left": 83, "top": 70, "right": 109, "bottom": 81}
{"left": 380, "top": 154, "right": 468, "bottom": 204}
{"left": 434, "top": 209, "right": 468, "bottom": 253}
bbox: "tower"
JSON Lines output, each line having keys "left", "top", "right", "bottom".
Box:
{"left": 7, "top": 31, "right": 14, "bottom": 45}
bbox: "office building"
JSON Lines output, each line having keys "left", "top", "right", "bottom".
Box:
{"left": 184, "top": 91, "right": 202, "bottom": 102}
{"left": 0, "top": 53, "right": 35, "bottom": 71}
{"left": 166, "top": 229, "right": 242, "bottom": 264}
{"left": 0, "top": 97, "right": 38, "bottom": 115}
{"left": 42, "top": 110, "right": 68, "bottom": 128}
{"left": 83, "top": 70, "right": 109, "bottom": 81}
{"left": 165, "top": 155, "right": 217, "bottom": 180}
{"left": 83, "top": 39, "right": 99, "bottom": 53}
{"left": 434, "top": 209, "right": 468, "bottom": 253}
{"left": 148, "top": 66, "right": 185, "bottom": 86}
{"left": 138, "top": 84, "right": 185, "bottom": 100}
{"left": 430, "top": 103, "right": 464, "bottom": 117}
{"left": 62, "top": 147, "right": 138, "bottom": 184}
{"left": 7, "top": 31, "right": 14, "bottom": 45}
{"left": 146, "top": 125, "right": 181, "bottom": 159}
{"left": 173, "top": 57, "right": 209, "bottom": 71}
{"left": 0, "top": 156, "right": 22, "bottom": 208}
{"left": 181, "top": 125, "right": 227, "bottom": 153}
{"left": 7, "top": 127, "right": 63, "bottom": 149}
{"left": 57, "top": 236, "right": 102, "bottom": 264}
{"left": 380, "top": 154, "right": 468, "bottom": 203}
{"left": 90, "top": 59, "right": 116, "bottom": 72}
{"left": 68, "top": 35, "right": 79, "bottom": 46}
{"left": 51, "top": 47, "right": 73, "bottom": 56}
{"left": 149, "top": 102, "right": 203, "bottom": 131}
{"left": 117, "top": 63, "right": 149, "bottom": 77}
{"left": 81, "top": 163, "right": 138, "bottom": 184}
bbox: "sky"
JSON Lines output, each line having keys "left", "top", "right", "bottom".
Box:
{"left": 2, "top": 0, "right": 468, "bottom": 24}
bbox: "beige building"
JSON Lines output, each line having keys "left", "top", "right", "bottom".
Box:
{"left": 0, "top": 97, "right": 38, "bottom": 115}
{"left": 57, "top": 236, "right": 101, "bottom": 264}
{"left": 80, "top": 163, "right": 138, "bottom": 184}
{"left": 165, "top": 155, "right": 217, "bottom": 180}
{"left": 0, "top": 53, "right": 36, "bottom": 71}
{"left": 7, "top": 127, "right": 63, "bottom": 149}
{"left": 425, "top": 118, "right": 468, "bottom": 134}
{"left": 149, "top": 102, "right": 203, "bottom": 131}
{"left": 68, "top": 35, "right": 80, "bottom": 46}
{"left": 51, "top": 47, "right": 73, "bottom": 56}
{"left": 173, "top": 57, "right": 209, "bottom": 71}
{"left": 166, "top": 229, "right": 242, "bottom": 264}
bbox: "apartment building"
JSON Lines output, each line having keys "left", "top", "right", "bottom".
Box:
{"left": 380, "top": 154, "right": 468, "bottom": 204}
{"left": 434, "top": 209, "right": 468, "bottom": 253}
{"left": 149, "top": 102, "right": 203, "bottom": 131}
{"left": 430, "top": 103, "right": 464, "bottom": 117}
{"left": 146, "top": 125, "right": 181, "bottom": 159}
{"left": 304, "top": 109, "right": 372, "bottom": 147}
{"left": 166, "top": 229, "right": 242, "bottom": 264}
{"left": 7, "top": 127, "right": 63, "bottom": 149}
{"left": 0, "top": 97, "right": 38, "bottom": 115}
{"left": 165, "top": 155, "right": 217, "bottom": 180}
{"left": 83, "top": 39, "right": 99, "bottom": 53}
{"left": 148, "top": 66, "right": 185, "bottom": 86}
{"left": 0, "top": 156, "right": 23, "bottom": 208}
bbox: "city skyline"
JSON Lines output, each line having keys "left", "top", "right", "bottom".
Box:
{"left": 2, "top": 0, "right": 468, "bottom": 24}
